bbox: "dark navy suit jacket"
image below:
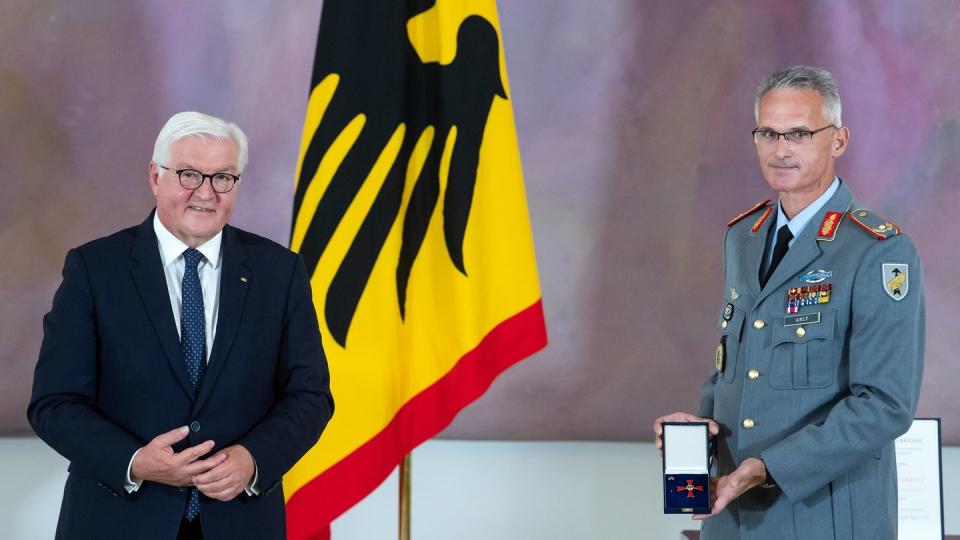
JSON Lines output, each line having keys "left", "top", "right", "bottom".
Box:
{"left": 28, "top": 212, "right": 334, "bottom": 539}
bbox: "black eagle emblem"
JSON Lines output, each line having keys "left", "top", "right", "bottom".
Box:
{"left": 291, "top": 0, "right": 507, "bottom": 347}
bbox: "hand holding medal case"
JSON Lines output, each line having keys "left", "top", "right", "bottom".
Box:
{"left": 662, "top": 422, "right": 711, "bottom": 514}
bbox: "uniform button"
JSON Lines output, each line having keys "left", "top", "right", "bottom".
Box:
{"left": 742, "top": 418, "right": 755, "bottom": 429}
{"left": 747, "top": 369, "right": 760, "bottom": 380}
{"left": 753, "top": 320, "right": 765, "bottom": 329}
{"left": 796, "top": 326, "right": 806, "bottom": 338}
{"left": 190, "top": 421, "right": 200, "bottom": 432}
{"left": 721, "top": 320, "right": 728, "bottom": 329}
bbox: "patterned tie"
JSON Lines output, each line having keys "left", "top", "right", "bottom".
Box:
{"left": 181, "top": 248, "right": 206, "bottom": 521}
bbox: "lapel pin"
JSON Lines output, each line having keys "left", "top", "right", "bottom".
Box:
{"left": 240, "top": 276, "right": 248, "bottom": 283}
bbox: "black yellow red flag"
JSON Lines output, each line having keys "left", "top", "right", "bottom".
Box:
{"left": 285, "top": 1, "right": 546, "bottom": 537}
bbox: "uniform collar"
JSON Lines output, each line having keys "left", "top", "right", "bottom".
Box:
{"left": 776, "top": 177, "right": 841, "bottom": 240}
{"left": 153, "top": 210, "right": 223, "bottom": 268}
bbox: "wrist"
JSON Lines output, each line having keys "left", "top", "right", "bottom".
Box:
{"left": 758, "top": 457, "right": 777, "bottom": 488}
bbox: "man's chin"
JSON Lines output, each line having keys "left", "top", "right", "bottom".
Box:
{"left": 764, "top": 170, "right": 800, "bottom": 189}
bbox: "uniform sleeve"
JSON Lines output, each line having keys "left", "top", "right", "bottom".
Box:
{"left": 27, "top": 249, "right": 143, "bottom": 495}
{"left": 697, "top": 227, "right": 733, "bottom": 418}
{"left": 761, "top": 233, "right": 925, "bottom": 502}
{"left": 238, "top": 254, "right": 334, "bottom": 491}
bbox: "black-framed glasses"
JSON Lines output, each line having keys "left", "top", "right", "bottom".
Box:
{"left": 752, "top": 125, "right": 836, "bottom": 146}
{"left": 158, "top": 164, "right": 240, "bottom": 193}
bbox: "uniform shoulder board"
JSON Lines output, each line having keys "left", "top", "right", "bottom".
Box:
{"left": 847, "top": 208, "right": 901, "bottom": 240}
{"left": 727, "top": 199, "right": 771, "bottom": 227}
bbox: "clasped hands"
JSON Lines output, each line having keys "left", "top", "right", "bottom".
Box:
{"left": 130, "top": 425, "right": 255, "bottom": 501}
{"left": 653, "top": 412, "right": 767, "bottom": 520}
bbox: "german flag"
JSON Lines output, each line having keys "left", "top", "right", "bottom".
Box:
{"left": 284, "top": 1, "right": 547, "bottom": 538}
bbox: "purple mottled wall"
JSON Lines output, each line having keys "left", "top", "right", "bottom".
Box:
{"left": 2, "top": 1, "right": 958, "bottom": 444}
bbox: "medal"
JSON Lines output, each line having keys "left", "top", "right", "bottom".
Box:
{"left": 786, "top": 284, "right": 830, "bottom": 313}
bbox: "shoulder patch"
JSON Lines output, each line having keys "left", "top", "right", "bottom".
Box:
{"left": 848, "top": 209, "right": 901, "bottom": 240}
{"left": 727, "top": 199, "right": 771, "bottom": 227}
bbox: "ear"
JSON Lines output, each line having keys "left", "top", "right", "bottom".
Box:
{"left": 831, "top": 126, "right": 850, "bottom": 158}
{"left": 148, "top": 161, "right": 161, "bottom": 197}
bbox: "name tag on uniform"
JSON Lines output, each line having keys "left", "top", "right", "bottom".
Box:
{"left": 785, "top": 312, "right": 820, "bottom": 327}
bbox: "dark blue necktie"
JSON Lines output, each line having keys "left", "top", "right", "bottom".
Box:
{"left": 181, "top": 248, "right": 206, "bottom": 521}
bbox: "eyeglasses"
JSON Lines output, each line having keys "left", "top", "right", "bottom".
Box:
{"left": 158, "top": 164, "right": 240, "bottom": 193}
{"left": 752, "top": 125, "right": 836, "bottom": 146}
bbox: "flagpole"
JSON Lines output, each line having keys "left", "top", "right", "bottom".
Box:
{"left": 399, "top": 453, "right": 412, "bottom": 540}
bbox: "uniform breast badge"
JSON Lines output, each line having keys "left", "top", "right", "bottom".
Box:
{"left": 799, "top": 269, "right": 832, "bottom": 284}
{"left": 715, "top": 336, "right": 726, "bottom": 372}
{"left": 786, "top": 284, "right": 831, "bottom": 313}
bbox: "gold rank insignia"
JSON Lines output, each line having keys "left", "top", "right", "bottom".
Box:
{"left": 816, "top": 211, "right": 844, "bottom": 241}
{"left": 849, "top": 209, "right": 901, "bottom": 240}
{"left": 750, "top": 207, "right": 774, "bottom": 234}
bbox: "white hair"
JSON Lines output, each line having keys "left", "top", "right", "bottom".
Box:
{"left": 755, "top": 65, "right": 843, "bottom": 127}
{"left": 152, "top": 111, "right": 249, "bottom": 172}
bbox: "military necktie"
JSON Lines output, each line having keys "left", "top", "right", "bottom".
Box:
{"left": 761, "top": 224, "right": 793, "bottom": 288}
{"left": 181, "top": 248, "right": 206, "bottom": 521}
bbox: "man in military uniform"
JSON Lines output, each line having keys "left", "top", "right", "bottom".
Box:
{"left": 653, "top": 65, "right": 925, "bottom": 539}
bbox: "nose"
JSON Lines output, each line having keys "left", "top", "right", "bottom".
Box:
{"left": 772, "top": 135, "right": 792, "bottom": 158}
{"left": 191, "top": 177, "right": 217, "bottom": 200}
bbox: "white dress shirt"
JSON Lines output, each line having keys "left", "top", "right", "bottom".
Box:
{"left": 153, "top": 211, "right": 223, "bottom": 359}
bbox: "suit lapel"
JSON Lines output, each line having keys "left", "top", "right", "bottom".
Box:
{"left": 196, "top": 225, "right": 250, "bottom": 411}
{"left": 129, "top": 212, "right": 195, "bottom": 398}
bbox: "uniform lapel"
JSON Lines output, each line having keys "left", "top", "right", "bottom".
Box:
{"left": 744, "top": 217, "right": 772, "bottom": 298}
{"left": 129, "top": 211, "right": 195, "bottom": 398}
{"left": 757, "top": 230, "right": 821, "bottom": 302}
{"left": 195, "top": 225, "right": 250, "bottom": 412}
{"left": 755, "top": 183, "right": 856, "bottom": 305}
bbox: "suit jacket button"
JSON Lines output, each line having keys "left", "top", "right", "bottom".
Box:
{"left": 747, "top": 369, "right": 760, "bottom": 380}
{"left": 753, "top": 320, "right": 765, "bottom": 329}
{"left": 742, "top": 418, "right": 755, "bottom": 429}
{"left": 190, "top": 421, "right": 200, "bottom": 432}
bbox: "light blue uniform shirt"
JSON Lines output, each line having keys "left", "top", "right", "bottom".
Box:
{"left": 765, "top": 177, "right": 840, "bottom": 269}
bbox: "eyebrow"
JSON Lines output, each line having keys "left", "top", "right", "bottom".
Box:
{"left": 173, "top": 163, "right": 239, "bottom": 174}
{"left": 758, "top": 125, "right": 814, "bottom": 132}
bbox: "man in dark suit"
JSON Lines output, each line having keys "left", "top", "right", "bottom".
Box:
{"left": 28, "top": 111, "right": 334, "bottom": 539}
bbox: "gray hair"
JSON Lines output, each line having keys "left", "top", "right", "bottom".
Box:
{"left": 152, "top": 111, "right": 249, "bottom": 172}
{"left": 754, "top": 65, "right": 842, "bottom": 127}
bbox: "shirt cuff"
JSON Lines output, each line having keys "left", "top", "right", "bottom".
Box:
{"left": 124, "top": 448, "right": 144, "bottom": 493}
{"left": 244, "top": 460, "right": 260, "bottom": 496}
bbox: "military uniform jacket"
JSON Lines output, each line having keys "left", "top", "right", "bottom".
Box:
{"left": 697, "top": 182, "right": 925, "bottom": 540}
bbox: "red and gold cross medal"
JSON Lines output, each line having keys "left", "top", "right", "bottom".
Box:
{"left": 676, "top": 479, "right": 705, "bottom": 498}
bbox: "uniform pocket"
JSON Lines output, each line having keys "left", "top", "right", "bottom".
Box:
{"left": 769, "top": 310, "right": 837, "bottom": 389}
